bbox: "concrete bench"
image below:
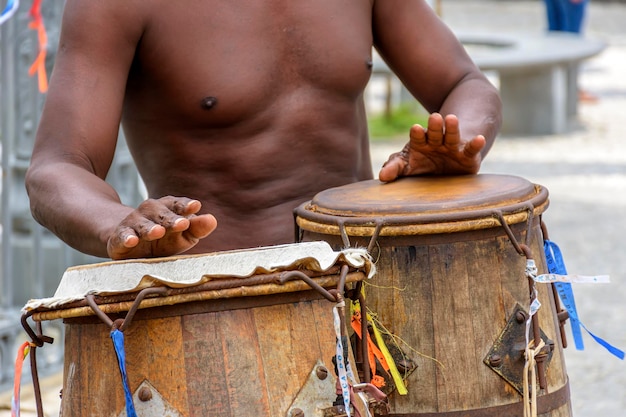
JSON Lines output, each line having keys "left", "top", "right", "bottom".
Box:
{"left": 372, "top": 31, "right": 606, "bottom": 136}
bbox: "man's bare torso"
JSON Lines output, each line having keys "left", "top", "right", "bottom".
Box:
{"left": 28, "top": 0, "right": 499, "bottom": 259}
{"left": 120, "top": 0, "right": 376, "bottom": 252}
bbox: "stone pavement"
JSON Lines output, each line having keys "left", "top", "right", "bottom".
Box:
{"left": 2, "top": 1, "right": 625, "bottom": 416}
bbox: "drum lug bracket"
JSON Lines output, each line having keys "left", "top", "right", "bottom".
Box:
{"left": 287, "top": 360, "right": 338, "bottom": 417}
{"left": 483, "top": 303, "right": 554, "bottom": 395}
{"left": 116, "top": 379, "right": 184, "bottom": 417}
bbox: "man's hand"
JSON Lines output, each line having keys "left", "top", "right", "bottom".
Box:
{"left": 378, "top": 113, "right": 486, "bottom": 182}
{"left": 106, "top": 196, "right": 217, "bottom": 260}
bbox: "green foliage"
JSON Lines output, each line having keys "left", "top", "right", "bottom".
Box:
{"left": 367, "top": 105, "right": 429, "bottom": 141}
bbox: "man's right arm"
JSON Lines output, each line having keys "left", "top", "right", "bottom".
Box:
{"left": 26, "top": 1, "right": 217, "bottom": 259}
{"left": 26, "top": 1, "right": 143, "bottom": 257}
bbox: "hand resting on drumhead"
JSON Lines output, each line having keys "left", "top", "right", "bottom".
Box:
{"left": 106, "top": 197, "right": 217, "bottom": 260}
{"left": 379, "top": 113, "right": 487, "bottom": 182}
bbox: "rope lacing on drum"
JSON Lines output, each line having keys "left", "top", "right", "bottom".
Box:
{"left": 524, "top": 338, "right": 546, "bottom": 417}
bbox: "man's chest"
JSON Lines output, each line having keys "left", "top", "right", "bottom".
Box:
{"left": 125, "top": 1, "right": 374, "bottom": 126}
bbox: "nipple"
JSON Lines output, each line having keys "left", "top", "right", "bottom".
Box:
{"left": 366, "top": 60, "right": 373, "bottom": 70}
{"left": 201, "top": 96, "right": 218, "bottom": 110}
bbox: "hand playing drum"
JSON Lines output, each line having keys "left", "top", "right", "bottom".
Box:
{"left": 106, "top": 197, "right": 218, "bottom": 260}
{"left": 379, "top": 113, "right": 489, "bottom": 181}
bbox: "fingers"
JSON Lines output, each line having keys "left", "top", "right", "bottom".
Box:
{"left": 120, "top": 231, "right": 140, "bottom": 249}
{"left": 412, "top": 113, "right": 483, "bottom": 155}
{"left": 107, "top": 197, "right": 217, "bottom": 259}
{"left": 409, "top": 123, "right": 427, "bottom": 147}
{"left": 107, "top": 227, "right": 141, "bottom": 259}
{"left": 381, "top": 112, "right": 488, "bottom": 178}
{"left": 128, "top": 198, "right": 193, "bottom": 240}
{"left": 157, "top": 196, "right": 202, "bottom": 217}
{"left": 109, "top": 222, "right": 166, "bottom": 253}
{"left": 379, "top": 148, "right": 409, "bottom": 182}
{"left": 442, "top": 114, "right": 461, "bottom": 148}
{"left": 187, "top": 213, "right": 218, "bottom": 240}
{"left": 464, "top": 134, "right": 486, "bottom": 158}
{"left": 415, "top": 113, "right": 461, "bottom": 148}
{"left": 378, "top": 158, "right": 404, "bottom": 183}
{"left": 425, "top": 113, "right": 444, "bottom": 146}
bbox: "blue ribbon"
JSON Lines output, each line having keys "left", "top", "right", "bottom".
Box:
{"left": 544, "top": 240, "right": 624, "bottom": 360}
{"left": 111, "top": 329, "right": 138, "bottom": 417}
{"left": 0, "top": 0, "right": 19, "bottom": 26}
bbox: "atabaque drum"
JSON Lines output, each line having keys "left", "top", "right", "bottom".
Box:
{"left": 23, "top": 242, "right": 375, "bottom": 417}
{"left": 294, "top": 174, "right": 572, "bottom": 416}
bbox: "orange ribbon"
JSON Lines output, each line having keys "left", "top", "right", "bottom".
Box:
{"left": 11, "top": 341, "right": 32, "bottom": 417}
{"left": 28, "top": 0, "right": 48, "bottom": 93}
{"left": 351, "top": 311, "right": 390, "bottom": 388}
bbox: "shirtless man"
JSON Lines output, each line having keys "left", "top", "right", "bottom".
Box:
{"left": 25, "top": 0, "right": 501, "bottom": 260}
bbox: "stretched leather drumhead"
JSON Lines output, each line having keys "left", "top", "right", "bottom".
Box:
{"left": 311, "top": 175, "right": 537, "bottom": 215}
{"left": 295, "top": 174, "right": 549, "bottom": 236}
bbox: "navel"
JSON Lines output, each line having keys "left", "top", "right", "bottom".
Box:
{"left": 201, "top": 96, "right": 218, "bottom": 110}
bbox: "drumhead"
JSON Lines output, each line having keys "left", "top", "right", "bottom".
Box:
{"left": 295, "top": 174, "right": 549, "bottom": 236}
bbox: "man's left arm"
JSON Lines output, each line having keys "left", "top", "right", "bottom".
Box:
{"left": 373, "top": 0, "right": 502, "bottom": 181}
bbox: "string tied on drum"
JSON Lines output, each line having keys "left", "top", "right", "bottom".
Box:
{"left": 523, "top": 338, "right": 546, "bottom": 417}
{"left": 522, "top": 260, "right": 545, "bottom": 416}
{"left": 279, "top": 262, "right": 379, "bottom": 409}
{"left": 332, "top": 290, "right": 379, "bottom": 417}
{"left": 332, "top": 290, "right": 353, "bottom": 416}
{"left": 85, "top": 287, "right": 167, "bottom": 417}
{"left": 494, "top": 208, "right": 550, "bottom": 393}
{"left": 284, "top": 264, "right": 383, "bottom": 417}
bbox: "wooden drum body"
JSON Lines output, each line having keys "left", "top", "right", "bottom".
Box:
{"left": 26, "top": 242, "right": 371, "bottom": 417}
{"left": 294, "top": 174, "right": 572, "bottom": 416}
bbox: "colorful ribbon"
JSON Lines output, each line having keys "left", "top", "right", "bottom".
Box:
{"left": 0, "top": 0, "right": 19, "bottom": 26}
{"left": 333, "top": 302, "right": 353, "bottom": 417}
{"left": 544, "top": 240, "right": 624, "bottom": 360}
{"left": 28, "top": 0, "right": 48, "bottom": 93}
{"left": 10, "top": 341, "right": 31, "bottom": 417}
{"left": 351, "top": 311, "right": 389, "bottom": 389}
{"left": 1, "top": 0, "right": 48, "bottom": 91}
{"left": 368, "top": 315, "right": 409, "bottom": 395}
{"left": 111, "top": 329, "right": 138, "bottom": 417}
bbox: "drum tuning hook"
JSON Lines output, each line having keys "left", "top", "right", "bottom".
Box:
{"left": 85, "top": 287, "right": 168, "bottom": 331}
{"left": 279, "top": 264, "right": 351, "bottom": 303}
{"left": 279, "top": 270, "right": 338, "bottom": 302}
{"left": 494, "top": 206, "right": 535, "bottom": 260}
{"left": 20, "top": 311, "right": 55, "bottom": 417}
{"left": 336, "top": 219, "right": 384, "bottom": 255}
{"left": 21, "top": 311, "right": 54, "bottom": 348}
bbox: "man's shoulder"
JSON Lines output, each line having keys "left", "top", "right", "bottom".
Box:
{"left": 62, "top": 0, "right": 148, "bottom": 38}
